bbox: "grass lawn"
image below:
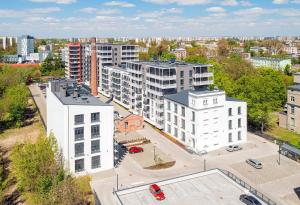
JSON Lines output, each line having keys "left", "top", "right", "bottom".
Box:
{"left": 266, "top": 126, "right": 300, "bottom": 149}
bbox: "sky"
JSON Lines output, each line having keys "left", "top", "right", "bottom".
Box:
{"left": 1, "top": 0, "right": 300, "bottom": 38}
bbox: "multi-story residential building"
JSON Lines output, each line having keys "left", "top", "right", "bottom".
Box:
{"left": 64, "top": 42, "right": 82, "bottom": 82}
{"left": 0, "top": 36, "right": 16, "bottom": 50}
{"left": 172, "top": 48, "right": 187, "bottom": 60}
{"left": 99, "top": 61, "right": 213, "bottom": 129}
{"left": 250, "top": 57, "right": 291, "bottom": 70}
{"left": 46, "top": 79, "right": 114, "bottom": 175}
{"left": 279, "top": 73, "right": 300, "bottom": 134}
{"left": 63, "top": 40, "right": 139, "bottom": 87}
{"left": 164, "top": 89, "right": 247, "bottom": 152}
{"left": 17, "top": 35, "right": 34, "bottom": 57}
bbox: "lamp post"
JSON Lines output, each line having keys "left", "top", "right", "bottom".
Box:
{"left": 278, "top": 143, "right": 281, "bottom": 165}
{"left": 116, "top": 174, "right": 119, "bottom": 190}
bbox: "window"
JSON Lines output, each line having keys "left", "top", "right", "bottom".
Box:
{"left": 229, "top": 120, "right": 232, "bottom": 129}
{"left": 174, "top": 104, "right": 178, "bottom": 113}
{"left": 75, "top": 159, "right": 84, "bottom": 172}
{"left": 180, "top": 71, "right": 184, "bottom": 78}
{"left": 174, "top": 116, "right": 178, "bottom": 125}
{"left": 238, "top": 106, "right": 241, "bottom": 115}
{"left": 238, "top": 131, "right": 242, "bottom": 141}
{"left": 174, "top": 128, "right": 178, "bottom": 137}
{"left": 91, "top": 155, "right": 101, "bottom": 169}
{"left": 181, "top": 119, "right": 185, "bottom": 129}
{"left": 75, "top": 114, "right": 84, "bottom": 125}
{"left": 181, "top": 131, "right": 185, "bottom": 142}
{"left": 291, "top": 117, "right": 295, "bottom": 126}
{"left": 203, "top": 99, "right": 208, "bottom": 105}
{"left": 91, "top": 125, "right": 100, "bottom": 138}
{"left": 167, "top": 101, "right": 171, "bottom": 111}
{"left": 180, "top": 79, "right": 184, "bottom": 86}
{"left": 91, "top": 112, "right": 100, "bottom": 122}
{"left": 181, "top": 107, "right": 185, "bottom": 117}
{"left": 192, "top": 124, "right": 195, "bottom": 135}
{"left": 228, "top": 133, "right": 232, "bottom": 143}
{"left": 191, "top": 99, "right": 195, "bottom": 105}
{"left": 75, "top": 127, "right": 84, "bottom": 141}
{"left": 238, "top": 118, "right": 241, "bottom": 128}
{"left": 167, "top": 124, "right": 171, "bottom": 133}
{"left": 91, "top": 140, "right": 100, "bottom": 154}
{"left": 213, "top": 98, "right": 218, "bottom": 104}
{"left": 291, "top": 96, "right": 295, "bottom": 102}
{"left": 189, "top": 70, "right": 193, "bottom": 77}
{"left": 228, "top": 108, "right": 232, "bottom": 116}
{"left": 75, "top": 143, "right": 84, "bottom": 157}
{"left": 291, "top": 106, "right": 295, "bottom": 114}
{"left": 189, "top": 79, "right": 193, "bottom": 85}
{"left": 167, "top": 113, "right": 171, "bottom": 122}
{"left": 192, "top": 111, "right": 195, "bottom": 122}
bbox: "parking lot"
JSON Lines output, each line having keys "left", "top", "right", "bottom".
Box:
{"left": 115, "top": 169, "right": 267, "bottom": 205}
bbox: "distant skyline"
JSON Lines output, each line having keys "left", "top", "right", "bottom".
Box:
{"left": 1, "top": 0, "right": 300, "bottom": 38}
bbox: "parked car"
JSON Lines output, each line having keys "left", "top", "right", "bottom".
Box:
{"left": 149, "top": 184, "right": 165, "bottom": 201}
{"left": 246, "top": 159, "right": 263, "bottom": 169}
{"left": 294, "top": 187, "right": 300, "bottom": 199}
{"left": 226, "top": 145, "right": 242, "bottom": 152}
{"left": 240, "top": 194, "right": 262, "bottom": 205}
{"left": 197, "top": 150, "right": 207, "bottom": 155}
{"left": 128, "top": 146, "right": 144, "bottom": 154}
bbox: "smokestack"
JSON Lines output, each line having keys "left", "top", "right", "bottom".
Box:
{"left": 90, "top": 37, "right": 97, "bottom": 96}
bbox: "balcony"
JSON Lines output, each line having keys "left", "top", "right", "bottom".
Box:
{"left": 193, "top": 80, "right": 213, "bottom": 86}
{"left": 146, "top": 73, "right": 176, "bottom": 81}
{"left": 194, "top": 73, "right": 213, "bottom": 78}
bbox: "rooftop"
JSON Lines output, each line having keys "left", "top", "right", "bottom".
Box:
{"left": 114, "top": 169, "right": 268, "bottom": 205}
{"left": 134, "top": 60, "right": 211, "bottom": 69}
{"left": 288, "top": 84, "right": 300, "bottom": 91}
{"left": 50, "top": 79, "right": 110, "bottom": 106}
{"left": 164, "top": 88, "right": 226, "bottom": 107}
{"left": 251, "top": 57, "right": 291, "bottom": 62}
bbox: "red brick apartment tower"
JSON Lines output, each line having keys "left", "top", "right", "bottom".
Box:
{"left": 67, "top": 42, "right": 82, "bottom": 82}
{"left": 90, "top": 37, "right": 98, "bottom": 96}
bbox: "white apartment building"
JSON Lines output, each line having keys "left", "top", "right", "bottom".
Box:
{"left": 164, "top": 89, "right": 247, "bottom": 152}
{"left": 17, "top": 35, "right": 34, "bottom": 57}
{"left": 99, "top": 61, "right": 213, "bottom": 129}
{"left": 47, "top": 79, "right": 114, "bottom": 175}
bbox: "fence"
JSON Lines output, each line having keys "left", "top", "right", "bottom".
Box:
{"left": 219, "top": 169, "right": 277, "bottom": 205}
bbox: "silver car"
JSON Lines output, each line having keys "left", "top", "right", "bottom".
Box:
{"left": 246, "top": 159, "right": 263, "bottom": 169}
{"left": 226, "top": 145, "right": 242, "bottom": 152}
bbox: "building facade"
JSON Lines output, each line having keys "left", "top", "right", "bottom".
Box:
{"left": 17, "top": 35, "right": 34, "bottom": 57}
{"left": 172, "top": 48, "right": 187, "bottom": 60}
{"left": 47, "top": 79, "right": 114, "bottom": 175}
{"left": 164, "top": 89, "right": 247, "bottom": 152}
{"left": 250, "top": 57, "right": 291, "bottom": 70}
{"left": 0, "top": 36, "right": 16, "bottom": 50}
{"left": 279, "top": 73, "right": 300, "bottom": 134}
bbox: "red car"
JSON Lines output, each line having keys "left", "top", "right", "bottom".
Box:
{"left": 128, "top": 146, "right": 144, "bottom": 154}
{"left": 149, "top": 184, "right": 165, "bottom": 200}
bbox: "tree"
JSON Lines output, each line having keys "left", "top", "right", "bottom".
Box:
{"left": 160, "top": 52, "right": 175, "bottom": 61}
{"left": 217, "top": 39, "right": 230, "bottom": 57}
{"left": 40, "top": 55, "right": 64, "bottom": 76}
{"left": 139, "top": 52, "right": 150, "bottom": 61}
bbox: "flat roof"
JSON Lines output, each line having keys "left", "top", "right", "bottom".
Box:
{"left": 114, "top": 169, "right": 268, "bottom": 205}
{"left": 50, "top": 79, "right": 110, "bottom": 106}
{"left": 251, "top": 57, "right": 291, "bottom": 62}
{"left": 164, "top": 89, "right": 226, "bottom": 107}
{"left": 288, "top": 84, "right": 300, "bottom": 91}
{"left": 132, "top": 61, "right": 211, "bottom": 69}
{"left": 281, "top": 144, "right": 300, "bottom": 156}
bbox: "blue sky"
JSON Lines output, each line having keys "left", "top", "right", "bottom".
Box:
{"left": 1, "top": 0, "right": 300, "bottom": 38}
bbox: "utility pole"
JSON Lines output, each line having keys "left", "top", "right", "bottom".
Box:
{"left": 278, "top": 143, "right": 281, "bottom": 165}
{"left": 204, "top": 159, "right": 206, "bottom": 171}
{"left": 116, "top": 174, "right": 119, "bottom": 190}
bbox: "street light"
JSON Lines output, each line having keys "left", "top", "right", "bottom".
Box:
{"left": 278, "top": 143, "right": 281, "bottom": 165}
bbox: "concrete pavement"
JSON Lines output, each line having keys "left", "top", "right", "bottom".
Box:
{"left": 28, "top": 83, "right": 47, "bottom": 125}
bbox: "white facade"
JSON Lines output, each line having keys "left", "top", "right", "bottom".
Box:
{"left": 164, "top": 89, "right": 247, "bottom": 152}
{"left": 17, "top": 35, "right": 34, "bottom": 57}
{"left": 47, "top": 79, "right": 114, "bottom": 176}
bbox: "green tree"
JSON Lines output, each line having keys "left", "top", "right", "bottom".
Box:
{"left": 217, "top": 39, "right": 230, "bottom": 57}
{"left": 160, "top": 52, "right": 176, "bottom": 61}
{"left": 139, "top": 52, "right": 150, "bottom": 61}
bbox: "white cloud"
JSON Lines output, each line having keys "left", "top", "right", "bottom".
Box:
{"left": 272, "top": 0, "right": 288, "bottom": 4}
{"left": 279, "top": 8, "right": 300, "bottom": 16}
{"left": 0, "top": 7, "right": 61, "bottom": 18}
{"left": 206, "top": 6, "right": 225, "bottom": 12}
{"left": 234, "top": 7, "right": 265, "bottom": 15}
{"left": 291, "top": 0, "right": 300, "bottom": 3}
{"left": 138, "top": 8, "right": 182, "bottom": 18}
{"left": 29, "top": 0, "right": 76, "bottom": 4}
{"left": 103, "top": 1, "right": 135, "bottom": 7}
{"left": 143, "top": 0, "right": 211, "bottom": 5}
{"left": 79, "top": 7, "right": 120, "bottom": 15}
{"left": 221, "top": 0, "right": 238, "bottom": 6}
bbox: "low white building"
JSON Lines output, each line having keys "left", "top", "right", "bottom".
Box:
{"left": 164, "top": 89, "right": 247, "bottom": 152}
{"left": 47, "top": 79, "right": 114, "bottom": 175}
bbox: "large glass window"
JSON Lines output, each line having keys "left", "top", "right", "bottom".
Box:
{"left": 91, "top": 140, "right": 100, "bottom": 154}
{"left": 180, "top": 71, "right": 184, "bottom": 78}
{"left": 228, "top": 133, "right": 232, "bottom": 143}
{"left": 238, "top": 118, "right": 241, "bottom": 128}
{"left": 181, "top": 106, "right": 185, "bottom": 117}
{"left": 229, "top": 120, "right": 232, "bottom": 130}
{"left": 291, "top": 106, "right": 295, "bottom": 114}
{"left": 238, "top": 106, "right": 241, "bottom": 115}
{"left": 192, "top": 111, "right": 195, "bottom": 122}
{"left": 91, "top": 112, "right": 100, "bottom": 122}
{"left": 75, "top": 159, "right": 84, "bottom": 172}
{"left": 91, "top": 155, "right": 101, "bottom": 169}
{"left": 75, "top": 143, "right": 84, "bottom": 157}
{"left": 238, "top": 131, "right": 241, "bottom": 141}
{"left": 174, "top": 116, "right": 178, "bottom": 126}
{"left": 74, "top": 114, "right": 84, "bottom": 125}
{"left": 167, "top": 113, "right": 171, "bottom": 122}
{"left": 181, "top": 131, "right": 185, "bottom": 142}
{"left": 192, "top": 124, "right": 195, "bottom": 135}
{"left": 174, "top": 128, "right": 178, "bottom": 137}
{"left": 181, "top": 119, "right": 185, "bottom": 129}
{"left": 91, "top": 125, "right": 100, "bottom": 138}
{"left": 228, "top": 108, "right": 232, "bottom": 116}
{"left": 174, "top": 104, "right": 178, "bottom": 113}
{"left": 167, "top": 101, "right": 171, "bottom": 111}
{"left": 75, "top": 127, "right": 84, "bottom": 141}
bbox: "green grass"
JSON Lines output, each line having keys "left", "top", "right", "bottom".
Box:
{"left": 266, "top": 126, "right": 300, "bottom": 149}
{"left": 74, "top": 176, "right": 95, "bottom": 205}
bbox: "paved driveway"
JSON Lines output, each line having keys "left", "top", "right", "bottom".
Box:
{"left": 28, "top": 83, "right": 47, "bottom": 124}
